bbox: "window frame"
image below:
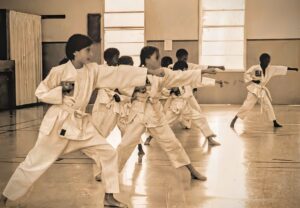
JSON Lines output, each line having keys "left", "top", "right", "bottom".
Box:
{"left": 199, "top": 0, "right": 246, "bottom": 72}
{"left": 104, "top": 0, "right": 145, "bottom": 66}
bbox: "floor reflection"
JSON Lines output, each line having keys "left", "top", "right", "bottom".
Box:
{"left": 0, "top": 105, "right": 300, "bottom": 208}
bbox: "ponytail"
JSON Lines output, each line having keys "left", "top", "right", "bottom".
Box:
{"left": 59, "top": 57, "right": 69, "bottom": 65}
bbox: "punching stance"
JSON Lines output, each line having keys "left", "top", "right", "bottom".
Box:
{"left": 230, "top": 53, "right": 298, "bottom": 128}
{"left": 146, "top": 61, "right": 225, "bottom": 146}
{"left": 0, "top": 34, "right": 164, "bottom": 208}
{"left": 117, "top": 46, "right": 217, "bottom": 181}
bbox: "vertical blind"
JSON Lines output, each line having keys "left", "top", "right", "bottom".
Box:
{"left": 9, "top": 10, "right": 42, "bottom": 105}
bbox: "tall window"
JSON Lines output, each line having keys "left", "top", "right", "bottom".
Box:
{"left": 104, "top": 0, "right": 144, "bottom": 66}
{"left": 199, "top": 0, "right": 245, "bottom": 71}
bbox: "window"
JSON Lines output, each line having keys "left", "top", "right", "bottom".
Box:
{"left": 199, "top": 0, "right": 245, "bottom": 71}
{"left": 104, "top": 0, "right": 144, "bottom": 66}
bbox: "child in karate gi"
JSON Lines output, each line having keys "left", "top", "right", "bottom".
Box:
{"left": 170, "top": 48, "right": 225, "bottom": 72}
{"left": 0, "top": 34, "right": 164, "bottom": 208}
{"left": 230, "top": 53, "right": 298, "bottom": 128}
{"left": 146, "top": 61, "right": 224, "bottom": 146}
{"left": 144, "top": 56, "right": 173, "bottom": 145}
{"left": 118, "top": 56, "right": 146, "bottom": 163}
{"left": 117, "top": 46, "right": 219, "bottom": 181}
{"left": 92, "top": 48, "right": 122, "bottom": 138}
{"left": 91, "top": 55, "right": 146, "bottom": 180}
{"left": 144, "top": 51, "right": 222, "bottom": 145}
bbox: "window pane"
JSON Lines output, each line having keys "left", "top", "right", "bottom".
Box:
{"left": 104, "top": 13, "right": 144, "bottom": 27}
{"left": 202, "top": 41, "right": 244, "bottom": 56}
{"left": 201, "top": 55, "right": 244, "bottom": 69}
{"left": 202, "top": 0, "right": 245, "bottom": 10}
{"left": 202, "top": 27, "right": 244, "bottom": 41}
{"left": 104, "top": 42, "right": 144, "bottom": 56}
{"left": 105, "top": 0, "right": 144, "bottom": 12}
{"left": 203, "top": 11, "right": 244, "bottom": 26}
{"left": 104, "top": 29, "right": 144, "bottom": 43}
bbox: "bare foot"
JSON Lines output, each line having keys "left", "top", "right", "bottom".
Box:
{"left": 104, "top": 193, "right": 127, "bottom": 208}
{"left": 207, "top": 135, "right": 221, "bottom": 146}
{"left": 0, "top": 195, "right": 7, "bottom": 208}
{"left": 138, "top": 155, "right": 143, "bottom": 164}
{"left": 95, "top": 173, "right": 102, "bottom": 182}
{"left": 137, "top": 152, "right": 145, "bottom": 164}
{"left": 144, "top": 136, "right": 153, "bottom": 145}
{"left": 273, "top": 120, "right": 283, "bottom": 128}
{"left": 137, "top": 144, "right": 145, "bottom": 164}
{"left": 186, "top": 164, "right": 207, "bottom": 181}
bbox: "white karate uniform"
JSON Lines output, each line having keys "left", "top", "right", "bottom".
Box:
{"left": 164, "top": 77, "right": 216, "bottom": 137}
{"left": 168, "top": 62, "right": 208, "bottom": 71}
{"left": 91, "top": 64, "right": 135, "bottom": 137}
{"left": 237, "top": 65, "right": 288, "bottom": 121}
{"left": 91, "top": 75, "right": 135, "bottom": 177}
{"left": 3, "top": 61, "right": 147, "bottom": 200}
{"left": 164, "top": 86, "right": 194, "bottom": 128}
{"left": 117, "top": 68, "right": 206, "bottom": 171}
{"left": 92, "top": 87, "right": 134, "bottom": 137}
{"left": 168, "top": 62, "right": 218, "bottom": 135}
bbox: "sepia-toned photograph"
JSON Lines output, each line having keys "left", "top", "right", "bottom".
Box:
{"left": 0, "top": 0, "right": 299, "bottom": 207}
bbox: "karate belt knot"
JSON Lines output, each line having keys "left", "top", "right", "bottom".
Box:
{"left": 105, "top": 94, "right": 132, "bottom": 118}
{"left": 61, "top": 105, "right": 88, "bottom": 130}
{"left": 164, "top": 96, "right": 186, "bottom": 114}
{"left": 135, "top": 94, "right": 161, "bottom": 116}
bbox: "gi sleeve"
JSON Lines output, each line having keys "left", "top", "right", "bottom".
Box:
{"left": 96, "top": 65, "right": 147, "bottom": 89}
{"left": 161, "top": 67, "right": 203, "bottom": 89}
{"left": 35, "top": 68, "right": 63, "bottom": 104}
{"left": 269, "top": 65, "right": 288, "bottom": 77}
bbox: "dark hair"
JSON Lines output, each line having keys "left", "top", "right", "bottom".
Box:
{"left": 176, "top": 49, "right": 188, "bottom": 59}
{"left": 259, "top": 53, "right": 271, "bottom": 62}
{"left": 65, "top": 34, "right": 93, "bottom": 60}
{"left": 139, "top": 46, "right": 159, "bottom": 67}
{"left": 118, "top": 56, "right": 134, "bottom": 66}
{"left": 59, "top": 57, "right": 69, "bottom": 65}
{"left": 173, "top": 61, "right": 188, "bottom": 71}
{"left": 161, "top": 56, "right": 173, "bottom": 67}
{"left": 104, "top": 48, "right": 120, "bottom": 62}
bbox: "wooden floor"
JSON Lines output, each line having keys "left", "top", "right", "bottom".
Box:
{"left": 0, "top": 105, "right": 300, "bottom": 208}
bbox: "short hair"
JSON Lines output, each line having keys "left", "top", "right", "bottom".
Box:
{"left": 173, "top": 61, "right": 188, "bottom": 71}
{"left": 176, "top": 49, "right": 188, "bottom": 59}
{"left": 140, "top": 46, "right": 159, "bottom": 67}
{"left": 118, "top": 56, "right": 134, "bottom": 66}
{"left": 161, "top": 56, "right": 173, "bottom": 67}
{"left": 259, "top": 53, "right": 271, "bottom": 62}
{"left": 104, "top": 48, "right": 120, "bottom": 62}
{"left": 65, "top": 34, "right": 93, "bottom": 60}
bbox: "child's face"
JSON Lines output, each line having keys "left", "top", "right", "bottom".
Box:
{"left": 111, "top": 54, "right": 119, "bottom": 66}
{"left": 74, "top": 45, "right": 94, "bottom": 65}
{"left": 145, "top": 51, "right": 160, "bottom": 69}
{"left": 106, "top": 54, "right": 119, "bottom": 66}
{"left": 260, "top": 57, "right": 270, "bottom": 69}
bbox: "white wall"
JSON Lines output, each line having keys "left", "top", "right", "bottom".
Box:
{"left": 145, "top": 0, "right": 300, "bottom": 41}
{"left": 246, "top": 0, "right": 300, "bottom": 39}
{"left": 145, "top": 0, "right": 199, "bottom": 41}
